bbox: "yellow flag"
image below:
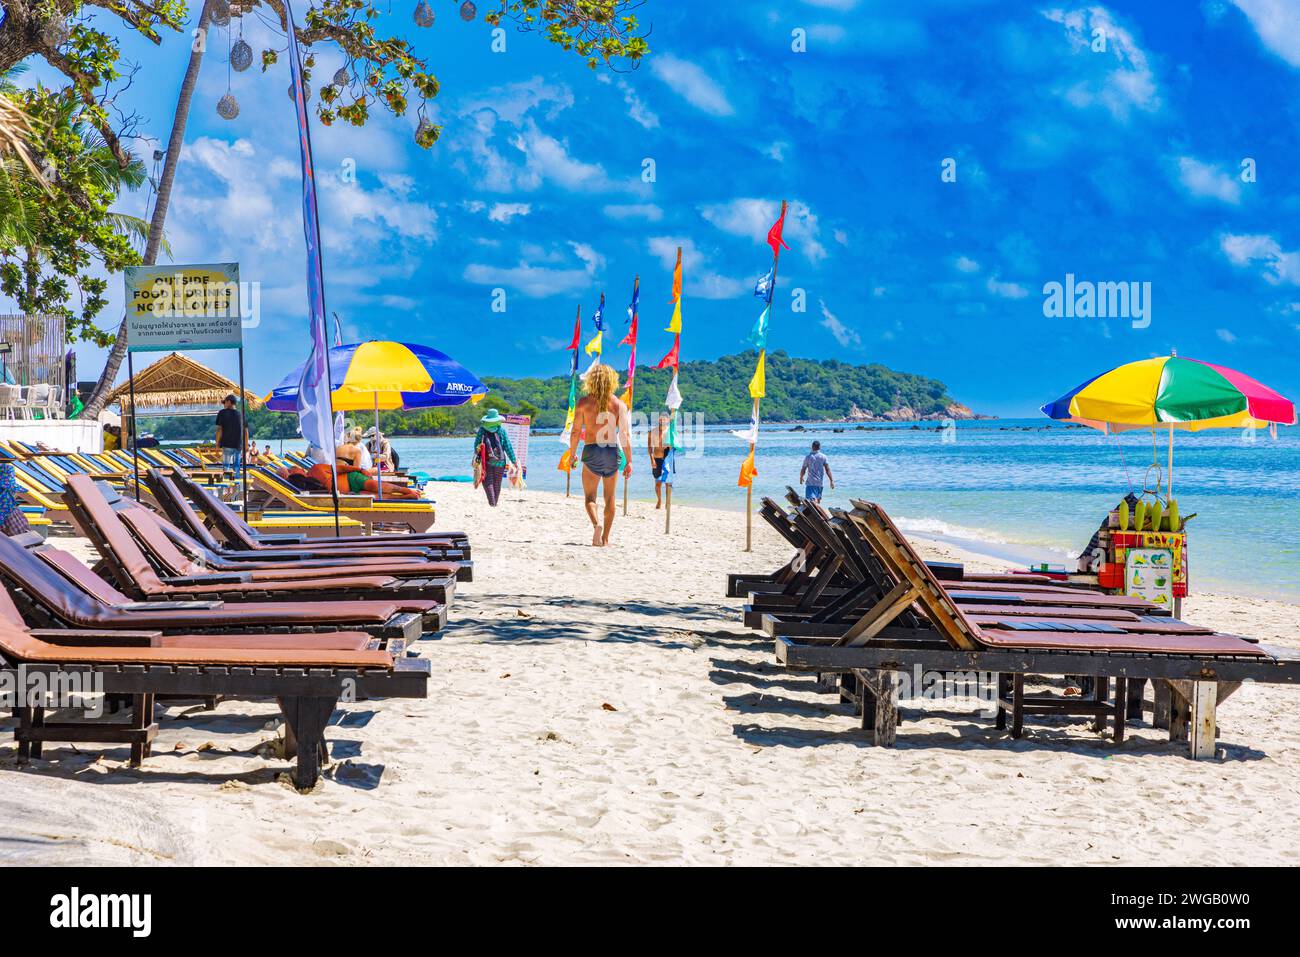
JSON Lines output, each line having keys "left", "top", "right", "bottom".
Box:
{"left": 584, "top": 330, "right": 602, "bottom": 356}
{"left": 748, "top": 350, "right": 766, "bottom": 399}
{"left": 737, "top": 448, "right": 757, "bottom": 488}
{"left": 665, "top": 298, "right": 681, "bottom": 333}
{"left": 618, "top": 386, "right": 633, "bottom": 406}
{"left": 558, "top": 449, "right": 574, "bottom": 472}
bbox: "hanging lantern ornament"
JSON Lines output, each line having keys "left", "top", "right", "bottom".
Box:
{"left": 333, "top": 66, "right": 349, "bottom": 87}
{"left": 230, "top": 37, "right": 253, "bottom": 72}
{"left": 210, "top": 0, "right": 231, "bottom": 26}
{"left": 288, "top": 79, "right": 311, "bottom": 102}
{"left": 42, "top": 18, "right": 72, "bottom": 47}
{"left": 460, "top": 1, "right": 476, "bottom": 21}
{"left": 217, "top": 93, "right": 240, "bottom": 120}
{"left": 413, "top": 0, "right": 434, "bottom": 27}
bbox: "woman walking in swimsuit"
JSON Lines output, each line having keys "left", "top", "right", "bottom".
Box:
{"left": 566, "top": 363, "right": 633, "bottom": 546}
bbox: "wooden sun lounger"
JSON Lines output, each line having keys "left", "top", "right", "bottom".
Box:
{"left": 760, "top": 500, "right": 1289, "bottom": 756}
{"left": 0, "top": 617, "right": 428, "bottom": 788}
{"left": 167, "top": 469, "right": 471, "bottom": 558}
{"left": 0, "top": 533, "right": 429, "bottom": 641}
{"left": 59, "top": 475, "right": 455, "bottom": 621}
{"left": 109, "top": 490, "right": 471, "bottom": 587}
{"left": 244, "top": 466, "right": 439, "bottom": 534}
{"left": 144, "top": 468, "right": 471, "bottom": 571}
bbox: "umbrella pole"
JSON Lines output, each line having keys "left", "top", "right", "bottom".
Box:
{"left": 374, "top": 392, "right": 381, "bottom": 501}
{"left": 1168, "top": 426, "right": 1174, "bottom": 500}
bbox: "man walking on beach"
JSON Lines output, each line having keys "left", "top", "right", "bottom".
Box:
{"left": 648, "top": 411, "right": 670, "bottom": 509}
{"left": 567, "top": 363, "right": 633, "bottom": 546}
{"left": 799, "top": 440, "right": 834, "bottom": 502}
{"left": 214, "top": 394, "right": 245, "bottom": 475}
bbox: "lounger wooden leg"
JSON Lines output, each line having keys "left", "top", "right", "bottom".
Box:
{"left": 1091, "top": 677, "right": 1109, "bottom": 732}
{"left": 995, "top": 673, "right": 1008, "bottom": 730}
{"left": 1189, "top": 681, "right": 1217, "bottom": 760}
{"left": 280, "top": 696, "right": 337, "bottom": 790}
{"left": 1168, "top": 684, "right": 1190, "bottom": 743}
{"left": 129, "top": 694, "right": 153, "bottom": 766}
{"left": 1112, "top": 677, "right": 1126, "bottom": 744}
{"left": 1153, "top": 680, "right": 1172, "bottom": 729}
{"left": 865, "top": 669, "right": 897, "bottom": 747}
{"left": 15, "top": 707, "right": 31, "bottom": 764}
{"left": 1126, "top": 678, "right": 1145, "bottom": 722}
{"left": 29, "top": 705, "right": 44, "bottom": 760}
{"left": 1010, "top": 674, "right": 1024, "bottom": 739}
{"left": 857, "top": 671, "right": 876, "bottom": 731}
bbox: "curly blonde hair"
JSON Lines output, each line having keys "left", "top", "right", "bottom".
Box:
{"left": 583, "top": 363, "right": 620, "bottom": 411}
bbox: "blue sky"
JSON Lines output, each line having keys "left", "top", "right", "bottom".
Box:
{"left": 15, "top": 0, "right": 1300, "bottom": 416}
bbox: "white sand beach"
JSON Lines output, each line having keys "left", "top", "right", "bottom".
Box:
{"left": 2, "top": 481, "right": 1299, "bottom": 866}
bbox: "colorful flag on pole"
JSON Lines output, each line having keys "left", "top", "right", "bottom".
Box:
{"left": 749, "top": 304, "right": 770, "bottom": 350}
{"left": 584, "top": 330, "right": 603, "bottom": 356}
{"left": 565, "top": 307, "right": 582, "bottom": 352}
{"left": 737, "top": 448, "right": 757, "bottom": 488}
{"left": 767, "top": 205, "right": 790, "bottom": 257}
{"left": 749, "top": 351, "right": 766, "bottom": 399}
{"left": 665, "top": 297, "right": 682, "bottom": 333}
{"left": 669, "top": 247, "right": 682, "bottom": 303}
{"left": 287, "top": 10, "right": 336, "bottom": 468}
{"left": 620, "top": 279, "right": 639, "bottom": 405}
{"left": 730, "top": 409, "right": 760, "bottom": 445}
{"left": 625, "top": 283, "right": 639, "bottom": 326}
{"left": 656, "top": 335, "right": 680, "bottom": 370}
{"left": 561, "top": 306, "right": 581, "bottom": 443}
{"left": 665, "top": 370, "right": 682, "bottom": 411}
{"left": 754, "top": 266, "right": 774, "bottom": 304}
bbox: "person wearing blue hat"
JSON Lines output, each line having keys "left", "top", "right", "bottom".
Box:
{"left": 472, "top": 408, "right": 518, "bottom": 506}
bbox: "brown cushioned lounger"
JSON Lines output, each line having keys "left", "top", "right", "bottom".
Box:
{"left": 116, "top": 498, "right": 465, "bottom": 587}
{"left": 0, "top": 619, "right": 427, "bottom": 788}
{"left": 146, "top": 468, "right": 471, "bottom": 568}
{"left": 60, "top": 475, "right": 455, "bottom": 614}
{"left": 0, "top": 534, "right": 429, "bottom": 641}
{"left": 169, "top": 469, "right": 471, "bottom": 557}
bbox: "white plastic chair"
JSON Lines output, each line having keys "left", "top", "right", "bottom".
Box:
{"left": 28, "top": 383, "right": 49, "bottom": 419}
{"left": 0, "top": 384, "right": 17, "bottom": 420}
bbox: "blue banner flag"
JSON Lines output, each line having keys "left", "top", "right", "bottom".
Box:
{"left": 754, "top": 266, "right": 774, "bottom": 304}
{"left": 626, "top": 284, "right": 639, "bottom": 324}
{"left": 593, "top": 293, "right": 606, "bottom": 331}
{"left": 287, "top": 5, "right": 337, "bottom": 467}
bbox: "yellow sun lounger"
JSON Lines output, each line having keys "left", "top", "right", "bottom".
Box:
{"left": 245, "top": 468, "right": 437, "bottom": 533}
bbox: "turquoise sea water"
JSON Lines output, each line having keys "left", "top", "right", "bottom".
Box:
{"left": 357, "top": 418, "right": 1298, "bottom": 601}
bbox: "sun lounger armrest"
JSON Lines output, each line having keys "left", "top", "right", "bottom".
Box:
{"left": 161, "top": 572, "right": 251, "bottom": 586}
{"left": 119, "top": 600, "right": 226, "bottom": 611}
{"left": 30, "top": 628, "right": 161, "bottom": 647}
{"left": 7, "top": 531, "right": 46, "bottom": 548}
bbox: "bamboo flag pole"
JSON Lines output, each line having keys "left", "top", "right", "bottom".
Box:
{"left": 664, "top": 247, "right": 682, "bottom": 536}
{"left": 622, "top": 275, "right": 639, "bottom": 516}
{"left": 562, "top": 304, "right": 581, "bottom": 498}
{"left": 746, "top": 200, "right": 786, "bottom": 551}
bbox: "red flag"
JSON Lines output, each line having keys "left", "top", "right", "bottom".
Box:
{"left": 767, "top": 205, "right": 790, "bottom": 257}
{"left": 620, "top": 313, "right": 637, "bottom": 347}
{"left": 656, "top": 335, "right": 680, "bottom": 370}
{"left": 565, "top": 306, "right": 581, "bottom": 350}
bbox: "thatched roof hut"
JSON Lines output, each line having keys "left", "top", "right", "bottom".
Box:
{"left": 105, "top": 352, "right": 263, "bottom": 416}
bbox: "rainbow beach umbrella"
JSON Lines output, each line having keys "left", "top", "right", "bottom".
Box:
{"left": 1042, "top": 354, "right": 1295, "bottom": 494}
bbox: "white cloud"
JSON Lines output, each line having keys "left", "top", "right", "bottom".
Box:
{"left": 462, "top": 241, "right": 603, "bottom": 298}
{"left": 603, "top": 203, "right": 664, "bottom": 222}
{"left": 763, "top": 142, "right": 790, "bottom": 162}
{"left": 819, "top": 299, "right": 861, "bottom": 348}
{"left": 1220, "top": 232, "right": 1300, "bottom": 284}
{"left": 488, "top": 202, "right": 532, "bottom": 223}
{"left": 986, "top": 275, "right": 1030, "bottom": 299}
{"left": 1041, "top": 6, "right": 1160, "bottom": 121}
{"left": 1216, "top": 327, "right": 1238, "bottom": 343}
{"left": 1175, "top": 156, "right": 1242, "bottom": 204}
{"left": 649, "top": 54, "right": 734, "bottom": 117}
{"left": 697, "top": 198, "right": 827, "bottom": 262}
{"left": 808, "top": 24, "right": 848, "bottom": 44}
{"left": 598, "top": 74, "right": 660, "bottom": 129}
{"left": 1229, "top": 0, "right": 1300, "bottom": 67}
{"left": 646, "top": 237, "right": 747, "bottom": 299}
{"left": 955, "top": 255, "right": 981, "bottom": 273}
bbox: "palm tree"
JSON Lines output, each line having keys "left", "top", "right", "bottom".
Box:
{"left": 82, "top": 0, "right": 213, "bottom": 416}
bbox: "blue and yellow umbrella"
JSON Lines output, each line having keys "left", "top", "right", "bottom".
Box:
{"left": 264, "top": 341, "right": 486, "bottom": 412}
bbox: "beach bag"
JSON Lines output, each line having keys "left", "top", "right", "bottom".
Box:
{"left": 472, "top": 442, "right": 485, "bottom": 488}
